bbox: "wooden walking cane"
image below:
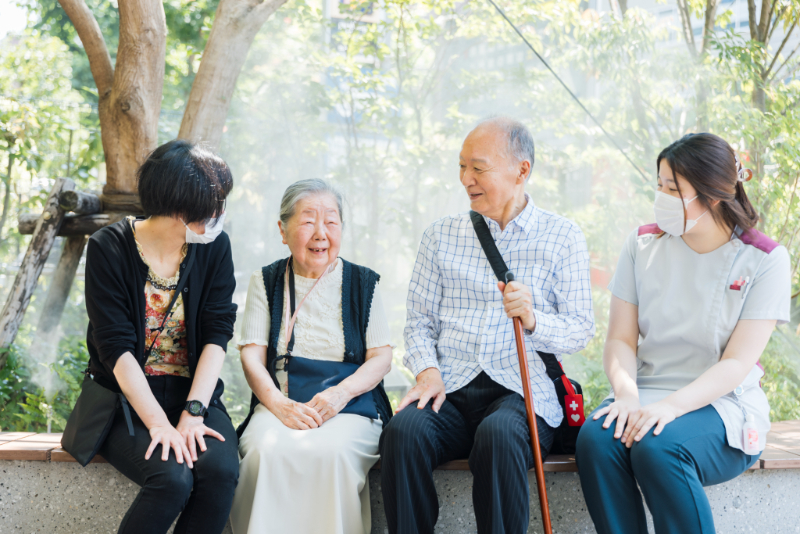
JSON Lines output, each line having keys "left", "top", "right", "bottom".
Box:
{"left": 506, "top": 271, "right": 553, "bottom": 534}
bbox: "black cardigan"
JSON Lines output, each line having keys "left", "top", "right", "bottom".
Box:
{"left": 236, "top": 257, "right": 393, "bottom": 437}
{"left": 84, "top": 218, "right": 238, "bottom": 391}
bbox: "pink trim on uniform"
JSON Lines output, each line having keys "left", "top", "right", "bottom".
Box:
{"left": 739, "top": 228, "right": 780, "bottom": 254}
{"left": 638, "top": 223, "right": 662, "bottom": 236}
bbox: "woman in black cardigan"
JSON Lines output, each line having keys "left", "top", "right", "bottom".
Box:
{"left": 84, "top": 140, "right": 239, "bottom": 534}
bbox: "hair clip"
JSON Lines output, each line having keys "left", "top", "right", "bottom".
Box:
{"left": 734, "top": 153, "right": 753, "bottom": 182}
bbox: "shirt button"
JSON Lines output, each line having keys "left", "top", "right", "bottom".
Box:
{"left": 183, "top": 287, "right": 188, "bottom": 292}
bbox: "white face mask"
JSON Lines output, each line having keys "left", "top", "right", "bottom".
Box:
{"left": 653, "top": 192, "right": 707, "bottom": 237}
{"left": 182, "top": 212, "right": 226, "bottom": 244}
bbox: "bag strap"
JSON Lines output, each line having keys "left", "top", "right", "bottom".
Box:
{"left": 286, "top": 259, "right": 298, "bottom": 354}
{"left": 468, "top": 210, "right": 566, "bottom": 384}
{"left": 283, "top": 257, "right": 336, "bottom": 355}
{"left": 143, "top": 248, "right": 196, "bottom": 361}
{"left": 119, "top": 394, "right": 135, "bottom": 437}
{"left": 469, "top": 211, "right": 512, "bottom": 283}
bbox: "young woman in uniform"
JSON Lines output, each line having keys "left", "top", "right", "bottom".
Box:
{"left": 576, "top": 133, "right": 791, "bottom": 534}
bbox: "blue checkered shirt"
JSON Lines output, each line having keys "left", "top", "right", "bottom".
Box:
{"left": 403, "top": 196, "right": 595, "bottom": 427}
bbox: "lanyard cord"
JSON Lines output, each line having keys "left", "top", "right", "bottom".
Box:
{"left": 282, "top": 258, "right": 336, "bottom": 355}
{"left": 485, "top": 0, "right": 650, "bottom": 184}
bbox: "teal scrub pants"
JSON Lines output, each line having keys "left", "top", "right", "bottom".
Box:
{"left": 575, "top": 400, "right": 759, "bottom": 534}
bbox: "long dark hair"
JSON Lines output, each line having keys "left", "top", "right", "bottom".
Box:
{"left": 656, "top": 133, "right": 759, "bottom": 233}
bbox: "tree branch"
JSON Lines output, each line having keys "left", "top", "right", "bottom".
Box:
{"left": 769, "top": 39, "right": 800, "bottom": 83}
{"left": 56, "top": 0, "right": 114, "bottom": 97}
{"left": 765, "top": 18, "right": 798, "bottom": 79}
{"left": 701, "top": 0, "right": 720, "bottom": 56}
{"left": 765, "top": 4, "right": 788, "bottom": 44}
{"left": 757, "top": 0, "right": 777, "bottom": 42}
{"left": 783, "top": 59, "right": 800, "bottom": 81}
{"left": 179, "top": 0, "right": 290, "bottom": 148}
{"left": 767, "top": 0, "right": 779, "bottom": 29}
{"left": 748, "top": 0, "right": 759, "bottom": 40}
{"left": 677, "top": 0, "right": 698, "bottom": 58}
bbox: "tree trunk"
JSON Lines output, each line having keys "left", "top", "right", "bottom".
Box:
{"left": 36, "top": 235, "right": 88, "bottom": 335}
{"left": 57, "top": 0, "right": 166, "bottom": 196}
{"left": 695, "top": 0, "right": 720, "bottom": 131}
{"left": 747, "top": 0, "right": 773, "bottom": 181}
{"left": 178, "top": 0, "right": 289, "bottom": 148}
{"left": 0, "top": 154, "right": 14, "bottom": 242}
{"left": 751, "top": 84, "right": 767, "bottom": 179}
{"left": 701, "top": 0, "right": 720, "bottom": 56}
{"left": 0, "top": 178, "right": 75, "bottom": 369}
{"left": 103, "top": 0, "right": 167, "bottom": 195}
{"left": 676, "top": 0, "right": 698, "bottom": 57}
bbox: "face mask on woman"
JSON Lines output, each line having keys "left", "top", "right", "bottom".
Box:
{"left": 183, "top": 212, "right": 226, "bottom": 244}
{"left": 653, "top": 192, "right": 707, "bottom": 237}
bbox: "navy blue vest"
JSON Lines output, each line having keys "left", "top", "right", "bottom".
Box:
{"left": 236, "top": 257, "right": 392, "bottom": 437}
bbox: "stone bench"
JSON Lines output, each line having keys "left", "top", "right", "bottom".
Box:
{"left": 1, "top": 422, "right": 799, "bottom": 533}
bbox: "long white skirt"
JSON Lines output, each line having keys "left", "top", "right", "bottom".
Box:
{"left": 230, "top": 403, "right": 382, "bottom": 534}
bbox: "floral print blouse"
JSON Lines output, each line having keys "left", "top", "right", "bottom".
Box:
{"left": 129, "top": 217, "right": 190, "bottom": 377}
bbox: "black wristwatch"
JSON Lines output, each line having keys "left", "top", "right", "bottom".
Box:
{"left": 184, "top": 400, "right": 208, "bottom": 417}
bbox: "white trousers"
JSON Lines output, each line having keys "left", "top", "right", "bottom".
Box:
{"left": 230, "top": 403, "right": 382, "bottom": 534}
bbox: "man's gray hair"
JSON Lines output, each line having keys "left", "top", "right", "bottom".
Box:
{"left": 279, "top": 178, "right": 344, "bottom": 225}
{"left": 478, "top": 116, "right": 535, "bottom": 179}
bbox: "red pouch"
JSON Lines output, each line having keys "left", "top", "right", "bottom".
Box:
{"left": 560, "top": 374, "right": 585, "bottom": 427}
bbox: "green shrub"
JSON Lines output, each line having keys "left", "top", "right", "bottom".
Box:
{"left": 0, "top": 336, "right": 86, "bottom": 432}
{"left": 761, "top": 329, "right": 800, "bottom": 422}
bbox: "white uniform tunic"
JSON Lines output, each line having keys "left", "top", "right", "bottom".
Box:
{"left": 608, "top": 224, "right": 791, "bottom": 452}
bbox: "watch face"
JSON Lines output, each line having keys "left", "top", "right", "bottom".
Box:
{"left": 188, "top": 401, "right": 203, "bottom": 415}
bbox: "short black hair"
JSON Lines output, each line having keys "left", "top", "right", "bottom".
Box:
{"left": 137, "top": 139, "right": 233, "bottom": 224}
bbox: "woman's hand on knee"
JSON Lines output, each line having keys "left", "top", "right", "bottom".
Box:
{"left": 268, "top": 393, "right": 324, "bottom": 430}
{"left": 621, "top": 401, "right": 680, "bottom": 448}
{"left": 146, "top": 425, "right": 194, "bottom": 468}
{"left": 306, "top": 386, "right": 350, "bottom": 423}
{"left": 593, "top": 395, "right": 640, "bottom": 441}
{"left": 176, "top": 412, "right": 226, "bottom": 462}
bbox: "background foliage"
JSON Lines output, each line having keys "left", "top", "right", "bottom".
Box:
{"left": 1, "top": 0, "right": 799, "bottom": 430}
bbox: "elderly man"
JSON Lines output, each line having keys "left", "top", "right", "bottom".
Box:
{"left": 380, "top": 117, "right": 595, "bottom": 534}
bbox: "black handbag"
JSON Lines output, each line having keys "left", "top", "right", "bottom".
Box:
{"left": 61, "top": 373, "right": 135, "bottom": 466}
{"left": 469, "top": 210, "right": 585, "bottom": 454}
{"left": 270, "top": 259, "right": 379, "bottom": 420}
{"left": 62, "top": 250, "right": 194, "bottom": 465}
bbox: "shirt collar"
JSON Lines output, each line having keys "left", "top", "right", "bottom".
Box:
{"left": 484, "top": 193, "right": 537, "bottom": 236}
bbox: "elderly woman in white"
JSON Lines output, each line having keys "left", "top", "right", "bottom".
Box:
{"left": 230, "top": 179, "right": 394, "bottom": 534}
